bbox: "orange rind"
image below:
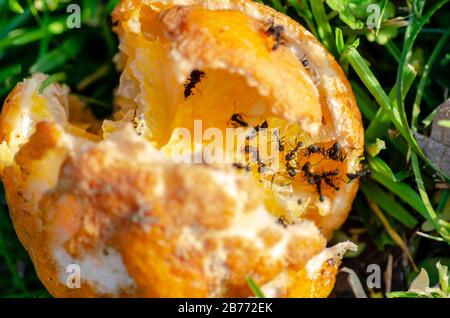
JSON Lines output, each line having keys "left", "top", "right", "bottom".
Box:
{"left": 0, "top": 0, "right": 363, "bottom": 297}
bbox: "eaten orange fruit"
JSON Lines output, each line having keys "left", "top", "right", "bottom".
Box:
{"left": 0, "top": 0, "right": 363, "bottom": 297}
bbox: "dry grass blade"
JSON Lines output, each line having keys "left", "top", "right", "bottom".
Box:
{"left": 367, "top": 199, "right": 418, "bottom": 271}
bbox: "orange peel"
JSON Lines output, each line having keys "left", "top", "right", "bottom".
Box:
{"left": 0, "top": 0, "right": 363, "bottom": 297}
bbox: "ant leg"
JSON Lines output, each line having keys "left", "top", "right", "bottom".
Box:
{"left": 195, "top": 87, "right": 203, "bottom": 96}
{"left": 309, "top": 157, "right": 325, "bottom": 166}
{"left": 270, "top": 172, "right": 277, "bottom": 190}
{"left": 270, "top": 171, "right": 293, "bottom": 191}
{"left": 319, "top": 145, "right": 326, "bottom": 157}
{"left": 324, "top": 178, "right": 340, "bottom": 191}
{"left": 340, "top": 146, "right": 356, "bottom": 162}
{"left": 337, "top": 177, "right": 352, "bottom": 184}
{"left": 312, "top": 179, "right": 324, "bottom": 202}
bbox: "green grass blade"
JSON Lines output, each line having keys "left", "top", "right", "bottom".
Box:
{"left": 245, "top": 277, "right": 266, "bottom": 298}
{"left": 335, "top": 27, "right": 345, "bottom": 55}
{"left": 269, "top": 0, "right": 286, "bottom": 14}
{"left": 347, "top": 44, "right": 449, "bottom": 180}
{"left": 0, "top": 64, "right": 22, "bottom": 82}
{"left": 0, "top": 18, "right": 67, "bottom": 50}
{"left": 438, "top": 120, "right": 450, "bottom": 129}
{"left": 411, "top": 153, "right": 450, "bottom": 244}
{"left": 387, "top": 291, "right": 427, "bottom": 298}
{"left": 38, "top": 72, "right": 66, "bottom": 93}
{"left": 105, "top": 0, "right": 120, "bottom": 14}
{"left": 350, "top": 81, "right": 378, "bottom": 120}
{"left": 396, "top": 0, "right": 450, "bottom": 128}
{"left": 287, "top": 0, "right": 317, "bottom": 36}
{"left": 436, "top": 190, "right": 449, "bottom": 214}
{"left": 411, "top": 28, "right": 450, "bottom": 129}
{"left": 367, "top": 156, "right": 396, "bottom": 181}
{"left": 0, "top": 211, "right": 27, "bottom": 293}
{"left": 309, "top": 0, "right": 336, "bottom": 55}
{"left": 385, "top": 40, "right": 401, "bottom": 63}
{"left": 394, "top": 0, "right": 450, "bottom": 175}
{"left": 29, "top": 37, "right": 82, "bottom": 74}
{"left": 8, "top": 0, "right": 24, "bottom": 14}
{"left": 346, "top": 46, "right": 405, "bottom": 136}
{"left": 0, "top": 9, "right": 31, "bottom": 39}
{"left": 422, "top": 108, "right": 437, "bottom": 127}
{"left": 375, "top": 0, "right": 388, "bottom": 37}
{"left": 37, "top": 4, "right": 51, "bottom": 58}
{"left": 361, "top": 182, "right": 418, "bottom": 228}
{"left": 365, "top": 64, "right": 417, "bottom": 142}
{"left": 371, "top": 169, "right": 428, "bottom": 220}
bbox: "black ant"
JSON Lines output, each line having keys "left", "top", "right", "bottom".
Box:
{"left": 229, "top": 113, "right": 249, "bottom": 128}
{"left": 285, "top": 135, "right": 304, "bottom": 161}
{"left": 286, "top": 141, "right": 304, "bottom": 160}
{"left": 300, "top": 54, "right": 310, "bottom": 69}
{"left": 244, "top": 145, "right": 260, "bottom": 162}
{"left": 306, "top": 175, "right": 325, "bottom": 202}
{"left": 301, "top": 162, "right": 314, "bottom": 177}
{"left": 286, "top": 164, "right": 298, "bottom": 178}
{"left": 244, "top": 145, "right": 273, "bottom": 174}
{"left": 243, "top": 145, "right": 273, "bottom": 174}
{"left": 257, "top": 159, "right": 274, "bottom": 174}
{"left": 277, "top": 216, "right": 289, "bottom": 228}
{"left": 272, "top": 130, "right": 285, "bottom": 152}
{"left": 320, "top": 169, "right": 340, "bottom": 191}
{"left": 302, "top": 163, "right": 340, "bottom": 201}
{"left": 184, "top": 70, "right": 206, "bottom": 99}
{"left": 347, "top": 166, "right": 371, "bottom": 182}
{"left": 269, "top": 158, "right": 298, "bottom": 190}
{"left": 131, "top": 106, "right": 138, "bottom": 127}
{"left": 277, "top": 139, "right": 285, "bottom": 152}
{"left": 270, "top": 171, "right": 293, "bottom": 191}
{"left": 285, "top": 151, "right": 295, "bottom": 162}
{"left": 233, "top": 162, "right": 251, "bottom": 172}
{"left": 284, "top": 144, "right": 306, "bottom": 177}
{"left": 265, "top": 18, "right": 286, "bottom": 51}
{"left": 303, "top": 143, "right": 325, "bottom": 158}
{"left": 255, "top": 120, "right": 269, "bottom": 131}
{"left": 325, "top": 142, "right": 349, "bottom": 162}
{"left": 246, "top": 120, "right": 269, "bottom": 139}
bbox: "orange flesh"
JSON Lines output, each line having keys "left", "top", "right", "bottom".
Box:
{"left": 104, "top": 7, "right": 356, "bottom": 223}
{"left": 0, "top": 0, "right": 364, "bottom": 298}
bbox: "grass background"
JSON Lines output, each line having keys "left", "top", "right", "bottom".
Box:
{"left": 0, "top": 0, "right": 449, "bottom": 298}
